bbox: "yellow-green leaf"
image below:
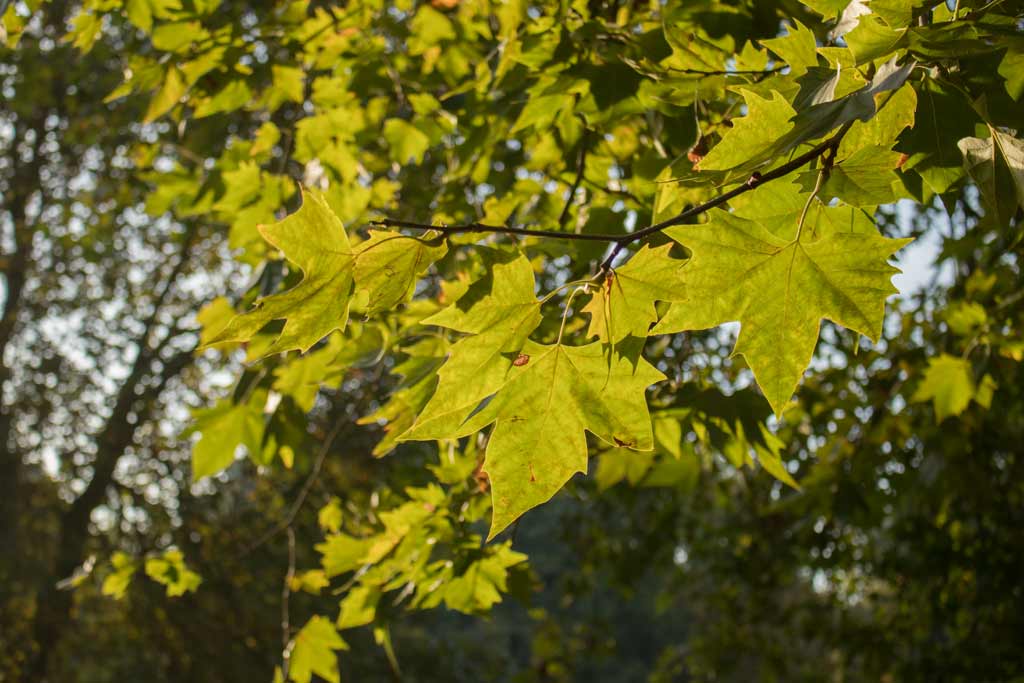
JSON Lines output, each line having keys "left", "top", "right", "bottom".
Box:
{"left": 654, "top": 210, "right": 909, "bottom": 416}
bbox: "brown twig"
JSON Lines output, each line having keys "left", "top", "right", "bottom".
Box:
{"left": 373, "top": 123, "right": 854, "bottom": 276}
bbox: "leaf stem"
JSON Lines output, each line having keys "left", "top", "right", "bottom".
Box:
{"left": 795, "top": 169, "right": 826, "bottom": 242}
{"left": 557, "top": 286, "right": 586, "bottom": 345}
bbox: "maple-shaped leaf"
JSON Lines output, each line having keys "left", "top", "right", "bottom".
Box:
{"left": 209, "top": 191, "right": 448, "bottom": 358}
{"left": 288, "top": 616, "right": 347, "bottom": 683}
{"left": 697, "top": 89, "right": 796, "bottom": 177}
{"left": 435, "top": 340, "right": 665, "bottom": 539}
{"left": 400, "top": 252, "right": 541, "bottom": 440}
{"left": 582, "top": 243, "right": 689, "bottom": 343}
{"left": 653, "top": 210, "right": 909, "bottom": 416}
{"left": 911, "top": 354, "right": 996, "bottom": 423}
{"left": 209, "top": 189, "right": 356, "bottom": 357}
{"left": 799, "top": 145, "right": 904, "bottom": 206}
{"left": 958, "top": 128, "right": 1024, "bottom": 227}
{"left": 442, "top": 542, "right": 527, "bottom": 614}
{"left": 189, "top": 396, "right": 265, "bottom": 481}
{"left": 353, "top": 229, "right": 447, "bottom": 315}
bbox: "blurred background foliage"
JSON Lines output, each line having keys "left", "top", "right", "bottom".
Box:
{"left": 1, "top": 0, "right": 1022, "bottom": 681}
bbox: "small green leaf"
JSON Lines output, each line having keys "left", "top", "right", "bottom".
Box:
{"left": 190, "top": 398, "right": 265, "bottom": 481}
{"left": 353, "top": 231, "right": 448, "bottom": 315}
{"left": 761, "top": 20, "right": 818, "bottom": 76}
{"left": 101, "top": 552, "right": 137, "bottom": 600}
{"left": 442, "top": 543, "right": 527, "bottom": 614}
{"left": 383, "top": 119, "right": 431, "bottom": 164}
{"left": 288, "top": 616, "right": 347, "bottom": 683}
{"left": 582, "top": 243, "right": 689, "bottom": 343}
{"left": 144, "top": 549, "right": 202, "bottom": 597}
{"left": 911, "top": 354, "right": 992, "bottom": 422}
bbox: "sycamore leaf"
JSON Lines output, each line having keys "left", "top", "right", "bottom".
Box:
{"left": 288, "top": 616, "right": 347, "bottom": 683}
{"left": 383, "top": 118, "right": 431, "bottom": 164}
{"left": 442, "top": 543, "right": 527, "bottom": 614}
{"left": 582, "top": 243, "right": 689, "bottom": 343}
{"left": 698, "top": 89, "right": 796, "bottom": 175}
{"left": 799, "top": 0, "right": 851, "bottom": 20}
{"left": 437, "top": 340, "right": 664, "bottom": 538}
{"left": 699, "top": 59, "right": 913, "bottom": 181}
{"left": 846, "top": 14, "right": 906, "bottom": 65}
{"left": 911, "top": 354, "right": 996, "bottom": 422}
{"left": 800, "top": 145, "right": 904, "bottom": 205}
{"left": 400, "top": 253, "right": 541, "bottom": 440}
{"left": 958, "top": 128, "right": 1024, "bottom": 226}
{"left": 653, "top": 210, "right": 909, "bottom": 416}
{"left": 761, "top": 20, "right": 818, "bottom": 76}
{"left": 998, "top": 39, "right": 1024, "bottom": 100}
{"left": 143, "top": 549, "right": 202, "bottom": 597}
{"left": 337, "top": 586, "right": 380, "bottom": 629}
{"left": 209, "top": 189, "right": 355, "bottom": 356}
{"left": 209, "top": 191, "right": 446, "bottom": 358}
{"left": 190, "top": 398, "right": 265, "bottom": 481}
{"left": 354, "top": 230, "right": 447, "bottom": 315}
{"left": 899, "top": 77, "right": 978, "bottom": 194}
{"left": 101, "top": 552, "right": 137, "bottom": 600}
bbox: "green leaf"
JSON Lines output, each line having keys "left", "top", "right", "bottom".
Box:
{"left": 196, "top": 296, "right": 238, "bottom": 348}
{"left": 194, "top": 79, "right": 252, "bottom": 118}
{"left": 337, "top": 586, "right": 380, "bottom": 629}
{"left": 654, "top": 210, "right": 909, "bottom": 416}
{"left": 911, "top": 354, "right": 994, "bottom": 422}
{"left": 799, "top": 0, "right": 851, "bottom": 20}
{"left": 101, "top": 552, "right": 137, "bottom": 600}
{"left": 761, "top": 20, "right": 818, "bottom": 76}
{"left": 353, "top": 231, "right": 448, "bottom": 315}
{"left": 802, "top": 145, "right": 904, "bottom": 205}
{"left": 401, "top": 253, "right": 541, "bottom": 440}
{"left": 144, "top": 66, "right": 187, "bottom": 123}
{"left": 698, "top": 89, "right": 796, "bottom": 175}
{"left": 582, "top": 243, "right": 689, "bottom": 343}
{"left": 316, "top": 534, "right": 374, "bottom": 578}
{"left": 318, "top": 497, "right": 344, "bottom": 534}
{"left": 190, "top": 398, "right": 265, "bottom": 480}
{"left": 444, "top": 340, "right": 665, "bottom": 538}
{"left": 899, "top": 77, "right": 978, "bottom": 194}
{"left": 383, "top": 119, "right": 431, "bottom": 164}
{"left": 143, "top": 549, "right": 202, "bottom": 597}
{"left": 288, "top": 616, "right": 347, "bottom": 683}
{"left": 845, "top": 14, "right": 906, "bottom": 65}
{"left": 998, "top": 39, "right": 1024, "bottom": 100}
{"left": 208, "top": 189, "right": 355, "bottom": 357}
{"left": 442, "top": 543, "right": 527, "bottom": 614}
{"left": 958, "top": 128, "right": 1024, "bottom": 226}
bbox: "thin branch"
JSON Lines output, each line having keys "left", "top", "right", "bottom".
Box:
{"left": 371, "top": 218, "right": 622, "bottom": 242}
{"left": 597, "top": 122, "right": 855, "bottom": 274}
{"left": 243, "top": 421, "right": 344, "bottom": 555}
{"left": 374, "top": 123, "right": 854, "bottom": 275}
{"left": 280, "top": 527, "right": 296, "bottom": 680}
{"left": 558, "top": 131, "right": 590, "bottom": 229}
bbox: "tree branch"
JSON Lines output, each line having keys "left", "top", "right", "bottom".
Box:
{"left": 374, "top": 124, "right": 853, "bottom": 275}
{"left": 597, "top": 123, "right": 854, "bottom": 274}
{"left": 558, "top": 129, "right": 590, "bottom": 229}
